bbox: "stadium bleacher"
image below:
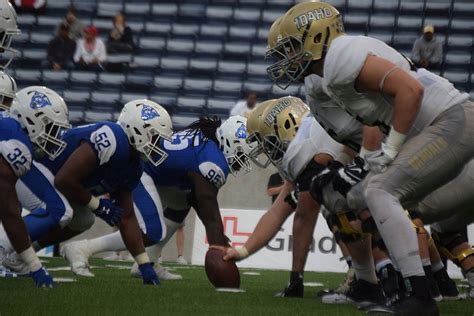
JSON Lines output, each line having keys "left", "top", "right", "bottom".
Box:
{"left": 8, "top": 0, "right": 474, "bottom": 128}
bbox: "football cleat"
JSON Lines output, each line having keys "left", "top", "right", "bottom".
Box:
{"left": 433, "top": 268, "right": 460, "bottom": 301}
{"left": 275, "top": 280, "right": 304, "bottom": 298}
{"left": 321, "top": 279, "right": 385, "bottom": 308}
{"left": 62, "top": 240, "right": 94, "bottom": 277}
{"left": 130, "top": 262, "right": 182, "bottom": 280}
{"left": 1, "top": 252, "right": 29, "bottom": 275}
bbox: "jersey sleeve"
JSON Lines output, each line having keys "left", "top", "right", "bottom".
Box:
{"left": 0, "top": 139, "right": 32, "bottom": 177}
{"left": 199, "top": 161, "right": 227, "bottom": 189}
{"left": 89, "top": 124, "right": 122, "bottom": 166}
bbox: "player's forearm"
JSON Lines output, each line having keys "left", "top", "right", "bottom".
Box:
{"left": 361, "top": 126, "right": 383, "bottom": 151}
{"left": 118, "top": 208, "right": 146, "bottom": 257}
{"left": 291, "top": 192, "right": 319, "bottom": 272}
{"left": 54, "top": 176, "right": 92, "bottom": 206}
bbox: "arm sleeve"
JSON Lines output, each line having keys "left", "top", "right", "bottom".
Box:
{"left": 411, "top": 39, "right": 421, "bottom": 62}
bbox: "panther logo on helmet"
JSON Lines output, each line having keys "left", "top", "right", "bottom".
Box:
{"left": 140, "top": 104, "right": 160, "bottom": 121}
{"left": 235, "top": 124, "right": 247, "bottom": 139}
{"left": 30, "top": 91, "right": 52, "bottom": 109}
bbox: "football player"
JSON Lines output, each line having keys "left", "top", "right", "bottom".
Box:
{"left": 6, "top": 99, "right": 173, "bottom": 286}
{"left": 268, "top": 2, "right": 474, "bottom": 313}
{"left": 0, "top": 86, "right": 70, "bottom": 288}
{"left": 62, "top": 116, "right": 253, "bottom": 283}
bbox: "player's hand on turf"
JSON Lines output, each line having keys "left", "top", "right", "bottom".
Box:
{"left": 365, "top": 143, "right": 397, "bottom": 173}
{"left": 222, "top": 247, "right": 242, "bottom": 261}
{"left": 92, "top": 198, "right": 123, "bottom": 227}
{"left": 30, "top": 266, "right": 55, "bottom": 288}
{"left": 138, "top": 263, "right": 160, "bottom": 285}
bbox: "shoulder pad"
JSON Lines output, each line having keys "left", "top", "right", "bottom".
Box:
{"left": 90, "top": 125, "right": 118, "bottom": 165}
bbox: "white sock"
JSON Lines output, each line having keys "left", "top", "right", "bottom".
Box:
{"left": 365, "top": 187, "right": 425, "bottom": 277}
{"left": 353, "top": 259, "right": 378, "bottom": 284}
{"left": 375, "top": 258, "right": 393, "bottom": 274}
{"left": 0, "top": 225, "right": 14, "bottom": 254}
{"left": 431, "top": 260, "right": 445, "bottom": 272}
{"left": 147, "top": 218, "right": 181, "bottom": 264}
{"left": 87, "top": 231, "right": 126, "bottom": 256}
{"left": 421, "top": 257, "right": 431, "bottom": 267}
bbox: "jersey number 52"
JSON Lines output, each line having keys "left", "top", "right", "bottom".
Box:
{"left": 94, "top": 132, "right": 111, "bottom": 150}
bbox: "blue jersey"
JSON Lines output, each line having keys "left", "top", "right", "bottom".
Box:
{"left": 144, "top": 130, "right": 229, "bottom": 191}
{"left": 40, "top": 122, "right": 143, "bottom": 196}
{"left": 0, "top": 116, "right": 33, "bottom": 177}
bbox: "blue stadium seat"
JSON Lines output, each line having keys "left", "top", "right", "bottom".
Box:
{"left": 179, "top": 3, "right": 206, "bottom": 19}
{"left": 29, "top": 33, "right": 52, "bottom": 46}
{"left": 17, "top": 14, "right": 36, "bottom": 29}
{"left": 97, "top": 2, "right": 123, "bottom": 18}
{"left": 450, "top": 19, "right": 474, "bottom": 35}
{"left": 154, "top": 76, "right": 183, "bottom": 92}
{"left": 98, "top": 73, "right": 126, "bottom": 90}
{"left": 166, "top": 39, "right": 195, "bottom": 54}
{"left": 206, "top": 6, "right": 233, "bottom": 20}
{"left": 177, "top": 96, "right": 206, "bottom": 112}
{"left": 150, "top": 93, "right": 178, "bottom": 110}
{"left": 214, "top": 79, "right": 242, "bottom": 95}
{"left": 453, "top": 2, "right": 474, "bottom": 18}
{"left": 15, "top": 69, "right": 42, "bottom": 87}
{"left": 69, "top": 109, "right": 85, "bottom": 124}
{"left": 246, "top": 62, "right": 268, "bottom": 78}
{"left": 63, "top": 90, "right": 90, "bottom": 104}
{"left": 243, "top": 81, "right": 272, "bottom": 95}
{"left": 233, "top": 8, "right": 261, "bottom": 22}
{"left": 70, "top": 71, "right": 98, "bottom": 88}
{"left": 447, "top": 35, "right": 473, "bottom": 51}
{"left": 344, "top": 13, "right": 369, "bottom": 32}
{"left": 159, "top": 57, "right": 189, "bottom": 72}
{"left": 90, "top": 91, "right": 120, "bottom": 108}
{"left": 397, "top": 16, "right": 423, "bottom": 32}
{"left": 373, "top": 0, "right": 399, "bottom": 13}
{"left": 368, "top": 32, "right": 393, "bottom": 44}
{"left": 270, "top": 84, "right": 301, "bottom": 98}
{"left": 124, "top": 74, "right": 154, "bottom": 92}
{"left": 444, "top": 52, "right": 472, "bottom": 68}
{"left": 251, "top": 44, "right": 267, "bottom": 60}
{"left": 370, "top": 14, "right": 396, "bottom": 31}
{"left": 120, "top": 92, "right": 149, "bottom": 104}
{"left": 218, "top": 61, "right": 247, "bottom": 75}
{"left": 172, "top": 23, "right": 200, "bottom": 37}
{"left": 144, "top": 22, "right": 172, "bottom": 36}
{"left": 151, "top": 3, "right": 178, "bottom": 18}
{"left": 326, "top": 0, "right": 347, "bottom": 11}
{"left": 424, "top": 18, "right": 450, "bottom": 33}
{"left": 133, "top": 56, "right": 160, "bottom": 70}
{"left": 229, "top": 26, "right": 257, "bottom": 41}
{"left": 139, "top": 37, "right": 166, "bottom": 52}
{"left": 189, "top": 59, "right": 218, "bottom": 74}
{"left": 37, "top": 16, "right": 62, "bottom": 29}
{"left": 347, "top": 0, "right": 373, "bottom": 12}
{"left": 124, "top": 3, "right": 150, "bottom": 16}
{"left": 42, "top": 70, "right": 69, "bottom": 89}
{"left": 184, "top": 78, "right": 213, "bottom": 92}
{"left": 199, "top": 24, "right": 228, "bottom": 39}
{"left": 262, "top": 10, "right": 284, "bottom": 24}
{"left": 224, "top": 42, "right": 251, "bottom": 56}
{"left": 194, "top": 41, "right": 224, "bottom": 56}
{"left": 85, "top": 110, "right": 113, "bottom": 122}
{"left": 127, "top": 21, "right": 144, "bottom": 33}
{"left": 399, "top": 1, "right": 425, "bottom": 15}
{"left": 207, "top": 98, "right": 233, "bottom": 112}
{"left": 424, "top": 2, "right": 451, "bottom": 18}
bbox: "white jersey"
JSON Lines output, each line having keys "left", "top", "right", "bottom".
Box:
{"left": 305, "top": 74, "right": 363, "bottom": 151}
{"left": 281, "top": 114, "right": 345, "bottom": 182}
{"left": 323, "top": 35, "right": 469, "bottom": 138}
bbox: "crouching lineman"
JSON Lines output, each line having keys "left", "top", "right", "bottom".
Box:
{"left": 62, "top": 116, "right": 254, "bottom": 283}
{"left": 267, "top": 1, "right": 474, "bottom": 313}
{"left": 0, "top": 86, "right": 71, "bottom": 288}
{"left": 4, "top": 99, "right": 173, "bottom": 285}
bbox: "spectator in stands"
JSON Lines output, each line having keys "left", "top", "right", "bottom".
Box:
{"left": 106, "top": 13, "right": 135, "bottom": 54}
{"left": 46, "top": 23, "right": 76, "bottom": 71}
{"left": 56, "top": 6, "right": 84, "bottom": 41}
{"left": 73, "top": 25, "right": 107, "bottom": 71}
{"left": 411, "top": 24, "right": 443, "bottom": 70}
{"left": 230, "top": 91, "right": 257, "bottom": 117}
{"left": 12, "top": 0, "right": 46, "bottom": 15}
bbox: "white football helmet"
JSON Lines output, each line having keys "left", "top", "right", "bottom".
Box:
{"left": 118, "top": 99, "right": 173, "bottom": 166}
{"left": 0, "top": 70, "right": 16, "bottom": 111}
{"left": 0, "top": 0, "right": 20, "bottom": 69}
{"left": 216, "top": 115, "right": 253, "bottom": 176}
{"left": 10, "top": 86, "right": 71, "bottom": 159}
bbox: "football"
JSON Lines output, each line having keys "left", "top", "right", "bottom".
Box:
{"left": 204, "top": 248, "right": 240, "bottom": 289}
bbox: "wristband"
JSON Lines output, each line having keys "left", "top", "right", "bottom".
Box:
{"left": 86, "top": 196, "right": 100, "bottom": 211}
{"left": 18, "top": 246, "right": 42, "bottom": 272}
{"left": 236, "top": 246, "right": 249, "bottom": 259}
{"left": 359, "top": 147, "right": 376, "bottom": 159}
{"left": 135, "top": 252, "right": 151, "bottom": 265}
{"left": 385, "top": 126, "right": 407, "bottom": 153}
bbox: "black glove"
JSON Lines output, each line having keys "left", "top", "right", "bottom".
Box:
{"left": 274, "top": 272, "right": 304, "bottom": 298}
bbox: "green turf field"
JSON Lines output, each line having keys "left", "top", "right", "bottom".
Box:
{"left": 0, "top": 257, "right": 472, "bottom": 315}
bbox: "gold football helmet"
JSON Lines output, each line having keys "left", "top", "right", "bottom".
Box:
{"left": 266, "top": 1, "right": 344, "bottom": 89}
{"left": 259, "top": 96, "right": 310, "bottom": 166}
{"left": 247, "top": 99, "right": 277, "bottom": 168}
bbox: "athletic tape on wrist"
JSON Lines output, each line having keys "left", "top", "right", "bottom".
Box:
{"left": 18, "top": 246, "right": 42, "bottom": 272}
{"left": 135, "top": 252, "right": 151, "bottom": 265}
{"left": 236, "top": 246, "right": 249, "bottom": 259}
{"left": 86, "top": 196, "right": 100, "bottom": 211}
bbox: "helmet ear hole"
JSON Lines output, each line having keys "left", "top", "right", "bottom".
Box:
{"left": 313, "top": 33, "right": 322, "bottom": 44}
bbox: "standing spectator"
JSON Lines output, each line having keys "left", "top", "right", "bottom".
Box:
{"left": 13, "top": 0, "right": 46, "bottom": 15}
{"left": 411, "top": 24, "right": 443, "bottom": 70}
{"left": 230, "top": 91, "right": 257, "bottom": 117}
{"left": 56, "top": 6, "right": 84, "bottom": 41}
{"left": 175, "top": 224, "right": 188, "bottom": 265}
{"left": 106, "top": 13, "right": 135, "bottom": 54}
{"left": 46, "top": 23, "right": 76, "bottom": 71}
{"left": 74, "top": 25, "right": 107, "bottom": 71}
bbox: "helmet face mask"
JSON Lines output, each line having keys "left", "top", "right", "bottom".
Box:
{"left": 118, "top": 99, "right": 173, "bottom": 167}
{"left": 266, "top": 35, "right": 314, "bottom": 89}
{"left": 11, "top": 86, "right": 71, "bottom": 160}
{"left": 262, "top": 134, "right": 287, "bottom": 166}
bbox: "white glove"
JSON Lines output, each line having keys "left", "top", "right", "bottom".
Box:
{"left": 365, "top": 143, "right": 398, "bottom": 173}
{"left": 365, "top": 126, "right": 407, "bottom": 174}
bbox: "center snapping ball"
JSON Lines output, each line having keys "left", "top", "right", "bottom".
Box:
{"left": 205, "top": 248, "right": 240, "bottom": 288}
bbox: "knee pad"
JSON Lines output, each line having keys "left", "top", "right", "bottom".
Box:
{"left": 67, "top": 208, "right": 96, "bottom": 232}
{"left": 164, "top": 207, "right": 190, "bottom": 224}
{"left": 432, "top": 229, "right": 474, "bottom": 266}
{"left": 336, "top": 213, "right": 364, "bottom": 242}
{"left": 361, "top": 216, "right": 378, "bottom": 234}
